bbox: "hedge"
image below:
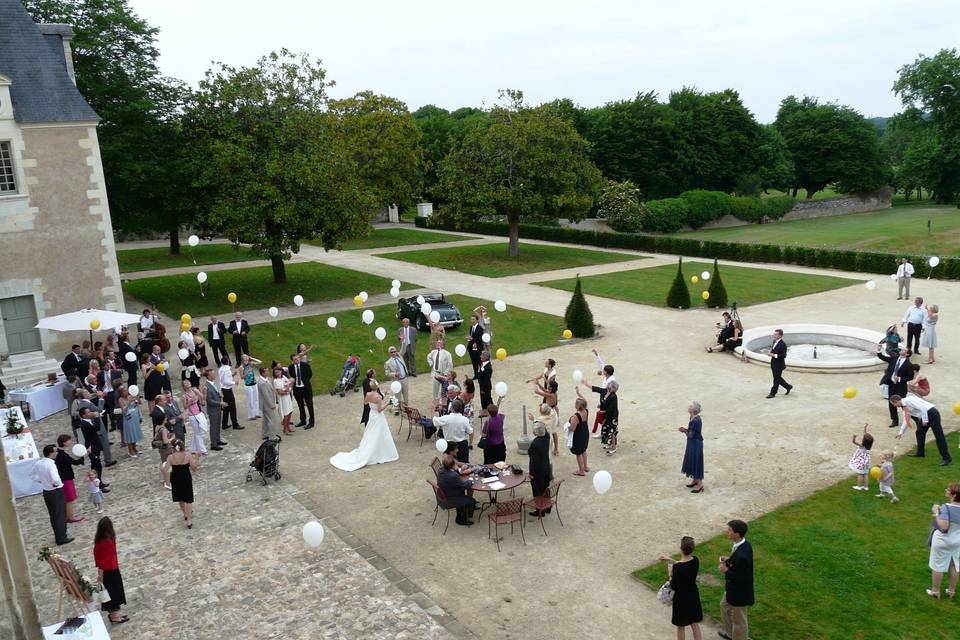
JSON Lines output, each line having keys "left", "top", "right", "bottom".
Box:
{"left": 679, "top": 190, "right": 735, "bottom": 228}
{"left": 414, "top": 216, "right": 959, "bottom": 280}
{"left": 643, "top": 197, "right": 690, "bottom": 233}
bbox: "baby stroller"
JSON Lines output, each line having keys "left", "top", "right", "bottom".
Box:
{"left": 247, "top": 437, "right": 281, "bottom": 486}
{"left": 330, "top": 355, "right": 361, "bottom": 397}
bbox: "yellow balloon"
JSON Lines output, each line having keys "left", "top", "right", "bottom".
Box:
{"left": 954, "top": 402, "right": 960, "bottom": 416}
{"left": 869, "top": 466, "right": 882, "bottom": 481}
{"left": 353, "top": 295, "right": 363, "bottom": 307}
{"left": 562, "top": 329, "right": 572, "bottom": 339}
{"left": 842, "top": 386, "right": 857, "bottom": 399}
{"left": 701, "top": 291, "right": 710, "bottom": 300}
{"left": 227, "top": 292, "right": 238, "bottom": 304}
{"left": 89, "top": 319, "right": 100, "bottom": 330}
{"left": 155, "top": 363, "right": 166, "bottom": 373}
{"left": 691, "top": 275, "right": 699, "bottom": 284}
{"left": 180, "top": 322, "right": 190, "bottom": 332}
{"left": 496, "top": 348, "right": 507, "bottom": 361}
{"left": 180, "top": 313, "right": 191, "bottom": 324}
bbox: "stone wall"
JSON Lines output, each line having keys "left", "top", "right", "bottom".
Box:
{"left": 782, "top": 188, "right": 893, "bottom": 221}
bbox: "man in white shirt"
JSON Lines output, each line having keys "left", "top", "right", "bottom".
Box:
{"left": 397, "top": 318, "right": 417, "bottom": 377}
{"left": 890, "top": 394, "right": 952, "bottom": 466}
{"left": 427, "top": 339, "right": 453, "bottom": 401}
{"left": 218, "top": 360, "right": 242, "bottom": 430}
{"left": 896, "top": 258, "right": 914, "bottom": 300}
{"left": 433, "top": 399, "right": 473, "bottom": 462}
{"left": 31, "top": 444, "right": 73, "bottom": 545}
{"left": 901, "top": 296, "right": 927, "bottom": 354}
{"left": 138, "top": 308, "right": 154, "bottom": 337}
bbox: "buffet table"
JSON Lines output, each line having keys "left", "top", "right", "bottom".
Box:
{"left": 42, "top": 611, "right": 110, "bottom": 640}
{"left": 7, "top": 381, "right": 68, "bottom": 421}
{"left": 2, "top": 407, "right": 43, "bottom": 498}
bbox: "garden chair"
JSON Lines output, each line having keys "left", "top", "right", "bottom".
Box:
{"left": 487, "top": 497, "right": 526, "bottom": 552}
{"left": 426, "top": 479, "right": 456, "bottom": 535}
{"left": 524, "top": 479, "right": 564, "bottom": 536}
{"left": 429, "top": 456, "right": 442, "bottom": 478}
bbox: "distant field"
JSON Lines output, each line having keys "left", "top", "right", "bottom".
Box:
{"left": 674, "top": 205, "right": 960, "bottom": 256}
{"left": 118, "top": 244, "right": 259, "bottom": 272}
{"left": 310, "top": 227, "right": 472, "bottom": 251}
{"left": 763, "top": 187, "right": 840, "bottom": 200}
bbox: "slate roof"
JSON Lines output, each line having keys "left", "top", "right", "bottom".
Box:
{"left": 0, "top": 0, "right": 99, "bottom": 123}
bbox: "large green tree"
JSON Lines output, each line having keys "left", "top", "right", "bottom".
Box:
{"left": 412, "top": 105, "right": 487, "bottom": 201}
{"left": 756, "top": 124, "right": 795, "bottom": 193}
{"left": 437, "top": 90, "right": 602, "bottom": 258}
{"left": 185, "top": 50, "right": 374, "bottom": 283}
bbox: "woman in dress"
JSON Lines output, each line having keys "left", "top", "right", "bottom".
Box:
{"left": 181, "top": 380, "right": 208, "bottom": 456}
{"left": 927, "top": 483, "right": 960, "bottom": 598}
{"left": 178, "top": 340, "right": 200, "bottom": 389}
{"left": 55, "top": 434, "right": 86, "bottom": 523}
{"left": 93, "top": 517, "right": 128, "bottom": 625}
{"left": 706, "top": 312, "right": 734, "bottom": 353}
{"left": 567, "top": 397, "right": 589, "bottom": 476}
{"left": 482, "top": 404, "right": 506, "bottom": 464}
{"left": 155, "top": 416, "right": 174, "bottom": 488}
{"left": 192, "top": 329, "right": 209, "bottom": 369}
{"left": 360, "top": 368, "right": 378, "bottom": 425}
{"left": 330, "top": 380, "right": 399, "bottom": 471}
{"left": 922, "top": 303, "right": 938, "bottom": 364}
{"left": 659, "top": 536, "right": 703, "bottom": 640}
{"left": 907, "top": 364, "right": 930, "bottom": 397}
{"left": 534, "top": 377, "right": 560, "bottom": 455}
{"left": 295, "top": 343, "right": 313, "bottom": 364}
{"left": 273, "top": 366, "right": 294, "bottom": 435}
{"left": 164, "top": 440, "right": 198, "bottom": 528}
{"left": 116, "top": 386, "right": 143, "bottom": 458}
{"left": 240, "top": 354, "right": 262, "bottom": 420}
{"left": 142, "top": 353, "right": 163, "bottom": 413}
{"left": 679, "top": 401, "right": 705, "bottom": 493}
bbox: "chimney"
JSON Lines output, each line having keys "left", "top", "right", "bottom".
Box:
{"left": 37, "top": 24, "right": 77, "bottom": 85}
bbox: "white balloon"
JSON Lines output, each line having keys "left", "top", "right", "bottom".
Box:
{"left": 416, "top": 295, "right": 425, "bottom": 305}
{"left": 293, "top": 295, "right": 304, "bottom": 307}
{"left": 124, "top": 351, "right": 137, "bottom": 363}
{"left": 71, "top": 443, "right": 86, "bottom": 458}
{"left": 494, "top": 300, "right": 507, "bottom": 312}
{"left": 361, "top": 309, "right": 374, "bottom": 325}
{"left": 302, "top": 521, "right": 325, "bottom": 548}
{"left": 572, "top": 369, "right": 583, "bottom": 384}
{"left": 701, "top": 271, "right": 710, "bottom": 280}
{"left": 187, "top": 235, "right": 199, "bottom": 247}
{"left": 420, "top": 302, "right": 432, "bottom": 316}
{"left": 865, "top": 280, "right": 877, "bottom": 290}
{"left": 197, "top": 272, "right": 208, "bottom": 284}
{"left": 375, "top": 327, "right": 387, "bottom": 341}
{"left": 359, "top": 291, "right": 369, "bottom": 302}
{"left": 177, "top": 348, "right": 189, "bottom": 360}
{"left": 429, "top": 310, "right": 440, "bottom": 323}
{"left": 435, "top": 438, "right": 448, "bottom": 453}
{"left": 326, "top": 316, "right": 338, "bottom": 328}
{"left": 391, "top": 279, "right": 401, "bottom": 288}
{"left": 390, "top": 380, "right": 402, "bottom": 394}
{"left": 929, "top": 256, "right": 940, "bottom": 267}
{"left": 593, "top": 470, "right": 613, "bottom": 495}
{"left": 890, "top": 273, "right": 898, "bottom": 281}
{"left": 481, "top": 333, "right": 491, "bottom": 344}
{"left": 494, "top": 381, "right": 508, "bottom": 397}
{"left": 454, "top": 344, "right": 467, "bottom": 357}
{"left": 268, "top": 306, "right": 279, "bottom": 318}
{"left": 389, "top": 287, "right": 400, "bottom": 298}
{"left": 127, "top": 385, "right": 139, "bottom": 397}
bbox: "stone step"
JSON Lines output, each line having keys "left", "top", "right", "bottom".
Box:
{"left": 0, "top": 359, "right": 62, "bottom": 385}
{"left": 7, "top": 351, "right": 48, "bottom": 366}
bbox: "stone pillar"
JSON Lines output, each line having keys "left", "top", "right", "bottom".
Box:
{"left": 387, "top": 204, "right": 399, "bottom": 223}
{"left": 416, "top": 202, "right": 433, "bottom": 218}
{"left": 0, "top": 457, "right": 42, "bottom": 640}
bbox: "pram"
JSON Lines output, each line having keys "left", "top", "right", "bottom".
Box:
{"left": 330, "top": 355, "right": 361, "bottom": 397}
{"left": 246, "top": 437, "right": 281, "bottom": 486}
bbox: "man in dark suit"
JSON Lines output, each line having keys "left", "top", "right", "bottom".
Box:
{"left": 765, "top": 329, "right": 792, "bottom": 398}
{"left": 467, "top": 314, "right": 484, "bottom": 377}
{"left": 227, "top": 312, "right": 250, "bottom": 365}
{"left": 207, "top": 315, "right": 230, "bottom": 366}
{"left": 360, "top": 369, "right": 377, "bottom": 425}
{"left": 288, "top": 353, "right": 315, "bottom": 429}
{"left": 718, "top": 519, "right": 754, "bottom": 640}
{"left": 79, "top": 408, "right": 109, "bottom": 492}
{"left": 117, "top": 332, "right": 138, "bottom": 386}
{"left": 436, "top": 455, "right": 477, "bottom": 526}
{"left": 878, "top": 346, "right": 913, "bottom": 427}
{"left": 475, "top": 351, "right": 493, "bottom": 411}
{"left": 163, "top": 391, "right": 186, "bottom": 442}
{"left": 61, "top": 345, "right": 83, "bottom": 376}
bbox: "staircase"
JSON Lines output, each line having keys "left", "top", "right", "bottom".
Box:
{"left": 0, "top": 351, "right": 62, "bottom": 388}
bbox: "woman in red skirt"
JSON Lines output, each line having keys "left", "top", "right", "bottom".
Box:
{"left": 94, "top": 517, "right": 128, "bottom": 625}
{"left": 55, "top": 434, "right": 86, "bottom": 523}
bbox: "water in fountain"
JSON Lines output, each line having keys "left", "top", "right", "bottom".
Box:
{"left": 756, "top": 344, "right": 874, "bottom": 361}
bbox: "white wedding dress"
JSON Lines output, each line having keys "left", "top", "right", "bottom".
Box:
{"left": 329, "top": 403, "right": 399, "bottom": 471}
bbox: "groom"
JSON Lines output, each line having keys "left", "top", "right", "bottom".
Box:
{"left": 765, "top": 329, "right": 792, "bottom": 398}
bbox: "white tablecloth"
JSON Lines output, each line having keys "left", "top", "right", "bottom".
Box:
{"left": 42, "top": 610, "right": 111, "bottom": 640}
{"left": 2, "top": 408, "right": 43, "bottom": 498}
{"left": 8, "top": 381, "right": 68, "bottom": 421}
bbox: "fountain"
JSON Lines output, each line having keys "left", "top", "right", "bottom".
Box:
{"left": 736, "top": 324, "right": 886, "bottom": 373}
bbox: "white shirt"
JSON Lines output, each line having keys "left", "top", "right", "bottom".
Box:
{"left": 903, "top": 305, "right": 927, "bottom": 325}
{"left": 428, "top": 348, "right": 452, "bottom": 373}
{"left": 31, "top": 457, "right": 63, "bottom": 491}
{"left": 139, "top": 314, "right": 154, "bottom": 332}
{"left": 219, "top": 365, "right": 235, "bottom": 389}
{"left": 896, "top": 263, "right": 915, "bottom": 278}
{"left": 731, "top": 538, "right": 746, "bottom": 554}
{"left": 433, "top": 412, "right": 473, "bottom": 442}
{"left": 292, "top": 363, "right": 304, "bottom": 388}
{"left": 891, "top": 356, "right": 908, "bottom": 383}
{"left": 901, "top": 395, "right": 935, "bottom": 424}
{"left": 400, "top": 326, "right": 412, "bottom": 346}
{"left": 180, "top": 330, "right": 195, "bottom": 350}
{"left": 211, "top": 323, "right": 220, "bottom": 340}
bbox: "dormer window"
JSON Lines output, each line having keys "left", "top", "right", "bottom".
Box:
{"left": 0, "top": 141, "right": 16, "bottom": 192}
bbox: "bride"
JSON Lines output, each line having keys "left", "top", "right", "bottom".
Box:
{"left": 330, "top": 380, "right": 399, "bottom": 471}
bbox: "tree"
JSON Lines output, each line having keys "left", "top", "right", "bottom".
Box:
{"left": 185, "top": 50, "right": 374, "bottom": 283}
{"left": 774, "top": 96, "right": 887, "bottom": 198}
{"left": 564, "top": 276, "right": 594, "bottom": 338}
{"left": 437, "top": 90, "right": 602, "bottom": 258}
{"left": 596, "top": 180, "right": 644, "bottom": 231}
{"left": 756, "top": 125, "right": 795, "bottom": 193}
{"left": 412, "top": 105, "right": 487, "bottom": 202}
{"left": 706, "top": 258, "right": 728, "bottom": 308}
{"left": 666, "top": 257, "right": 691, "bottom": 309}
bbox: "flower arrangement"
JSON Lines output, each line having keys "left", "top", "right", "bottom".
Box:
{"left": 76, "top": 572, "right": 97, "bottom": 595}
{"left": 37, "top": 546, "right": 55, "bottom": 562}
{"left": 5, "top": 412, "right": 24, "bottom": 435}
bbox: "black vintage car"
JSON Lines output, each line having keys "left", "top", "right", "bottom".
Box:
{"left": 396, "top": 293, "right": 462, "bottom": 331}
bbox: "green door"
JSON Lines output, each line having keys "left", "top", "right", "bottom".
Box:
{"left": 1, "top": 296, "right": 42, "bottom": 354}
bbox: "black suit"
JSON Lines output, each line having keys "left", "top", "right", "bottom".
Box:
{"left": 79, "top": 418, "right": 104, "bottom": 483}
{"left": 528, "top": 434, "right": 552, "bottom": 498}
{"left": 97, "top": 370, "right": 123, "bottom": 432}
{"left": 467, "top": 323, "right": 484, "bottom": 376}
{"left": 288, "top": 362, "right": 315, "bottom": 426}
{"left": 207, "top": 321, "right": 230, "bottom": 365}
{"left": 721, "top": 538, "right": 754, "bottom": 639}
{"left": 879, "top": 352, "right": 913, "bottom": 424}
{"left": 437, "top": 466, "right": 477, "bottom": 523}
{"left": 360, "top": 376, "right": 376, "bottom": 425}
{"left": 768, "top": 339, "right": 791, "bottom": 396}
{"left": 475, "top": 361, "right": 493, "bottom": 410}
{"left": 118, "top": 340, "right": 138, "bottom": 386}
{"left": 60, "top": 352, "right": 83, "bottom": 376}
{"left": 227, "top": 319, "right": 250, "bottom": 365}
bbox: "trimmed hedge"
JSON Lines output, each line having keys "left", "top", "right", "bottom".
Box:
{"left": 414, "top": 216, "right": 959, "bottom": 280}
{"left": 643, "top": 198, "right": 690, "bottom": 233}
{"left": 679, "top": 190, "right": 735, "bottom": 228}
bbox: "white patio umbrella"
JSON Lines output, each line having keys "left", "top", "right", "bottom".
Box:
{"left": 35, "top": 308, "right": 142, "bottom": 334}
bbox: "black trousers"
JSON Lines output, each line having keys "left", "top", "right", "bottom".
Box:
{"left": 221, "top": 387, "right": 239, "bottom": 428}
{"left": 907, "top": 322, "right": 922, "bottom": 353}
{"left": 210, "top": 338, "right": 230, "bottom": 365}
{"left": 451, "top": 496, "right": 478, "bottom": 523}
{"left": 769, "top": 365, "right": 791, "bottom": 395}
{"left": 469, "top": 348, "right": 481, "bottom": 376}
{"left": 913, "top": 409, "right": 951, "bottom": 462}
{"left": 479, "top": 390, "right": 493, "bottom": 414}
{"left": 232, "top": 336, "right": 249, "bottom": 366}
{"left": 89, "top": 450, "right": 103, "bottom": 483}
{"left": 125, "top": 365, "right": 137, "bottom": 387}
{"left": 293, "top": 384, "right": 315, "bottom": 425}
{"left": 888, "top": 382, "right": 908, "bottom": 423}
{"left": 43, "top": 488, "right": 69, "bottom": 544}
{"left": 454, "top": 439, "right": 470, "bottom": 463}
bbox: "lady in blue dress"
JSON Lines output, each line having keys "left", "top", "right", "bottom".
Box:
{"left": 117, "top": 386, "right": 144, "bottom": 458}
{"left": 679, "top": 401, "right": 704, "bottom": 493}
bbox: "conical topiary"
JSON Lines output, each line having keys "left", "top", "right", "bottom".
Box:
{"left": 666, "top": 257, "right": 691, "bottom": 309}
{"left": 706, "top": 258, "right": 729, "bottom": 308}
{"left": 564, "top": 275, "right": 595, "bottom": 338}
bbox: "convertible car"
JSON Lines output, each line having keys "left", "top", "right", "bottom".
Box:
{"left": 396, "top": 293, "right": 462, "bottom": 331}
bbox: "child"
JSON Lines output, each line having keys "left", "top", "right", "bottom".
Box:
{"left": 849, "top": 424, "right": 874, "bottom": 490}
{"left": 882, "top": 324, "right": 901, "bottom": 356}
{"left": 876, "top": 451, "right": 898, "bottom": 503}
{"left": 87, "top": 469, "right": 105, "bottom": 514}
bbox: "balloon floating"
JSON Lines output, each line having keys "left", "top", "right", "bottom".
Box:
{"left": 71, "top": 443, "right": 86, "bottom": 458}
{"left": 416, "top": 295, "right": 425, "bottom": 305}
{"left": 127, "top": 385, "right": 140, "bottom": 397}
{"left": 435, "top": 438, "right": 448, "bottom": 453}
{"left": 593, "top": 470, "right": 613, "bottom": 495}
{"left": 180, "top": 314, "right": 192, "bottom": 323}
{"left": 701, "top": 291, "right": 710, "bottom": 300}
{"left": 326, "top": 317, "right": 338, "bottom": 328}
{"left": 187, "top": 235, "right": 200, "bottom": 247}
{"left": 494, "top": 381, "right": 508, "bottom": 397}
{"left": 227, "top": 292, "right": 238, "bottom": 303}
{"left": 293, "top": 295, "right": 304, "bottom": 307}
{"left": 842, "top": 386, "right": 857, "bottom": 399}
{"left": 302, "top": 521, "right": 325, "bottom": 548}
{"left": 869, "top": 466, "right": 882, "bottom": 481}
{"left": 268, "top": 306, "right": 279, "bottom": 318}
{"left": 180, "top": 322, "right": 190, "bottom": 333}
{"left": 454, "top": 344, "right": 467, "bottom": 358}
{"left": 361, "top": 310, "right": 374, "bottom": 325}
{"left": 429, "top": 310, "right": 441, "bottom": 323}
{"left": 353, "top": 295, "right": 363, "bottom": 307}
{"left": 391, "top": 279, "right": 401, "bottom": 289}
{"left": 389, "top": 287, "right": 400, "bottom": 298}
{"left": 197, "top": 272, "right": 207, "bottom": 284}
{"left": 929, "top": 256, "right": 940, "bottom": 268}
{"left": 481, "top": 332, "right": 491, "bottom": 344}
{"left": 359, "top": 291, "right": 368, "bottom": 303}
{"left": 954, "top": 402, "right": 960, "bottom": 416}
{"left": 124, "top": 351, "right": 137, "bottom": 363}
{"left": 701, "top": 271, "right": 710, "bottom": 280}
{"left": 390, "top": 380, "right": 402, "bottom": 394}
{"left": 572, "top": 369, "right": 583, "bottom": 385}
{"left": 420, "top": 302, "right": 432, "bottom": 316}
{"left": 691, "top": 275, "right": 699, "bottom": 284}
{"left": 494, "top": 300, "right": 507, "bottom": 312}
{"left": 154, "top": 363, "right": 166, "bottom": 374}
{"left": 889, "top": 273, "right": 898, "bottom": 281}
{"left": 562, "top": 329, "right": 572, "bottom": 339}
{"left": 374, "top": 327, "right": 387, "bottom": 341}
{"left": 865, "top": 280, "right": 876, "bottom": 291}
{"left": 178, "top": 348, "right": 189, "bottom": 360}
{"left": 495, "top": 348, "right": 507, "bottom": 361}
{"left": 89, "top": 319, "right": 100, "bottom": 330}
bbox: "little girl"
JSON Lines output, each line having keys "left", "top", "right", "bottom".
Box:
{"left": 87, "top": 469, "right": 105, "bottom": 514}
{"left": 875, "top": 451, "right": 898, "bottom": 503}
{"left": 849, "top": 424, "right": 874, "bottom": 491}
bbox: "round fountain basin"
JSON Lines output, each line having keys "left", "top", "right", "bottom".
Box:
{"left": 736, "top": 324, "right": 886, "bottom": 373}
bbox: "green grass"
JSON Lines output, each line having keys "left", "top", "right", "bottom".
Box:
{"left": 330, "top": 228, "right": 472, "bottom": 250}
{"left": 379, "top": 242, "right": 639, "bottom": 277}
{"left": 117, "top": 244, "right": 260, "bottom": 272}
{"left": 123, "top": 263, "right": 418, "bottom": 318}
{"left": 537, "top": 260, "right": 855, "bottom": 308}
{"left": 633, "top": 433, "right": 960, "bottom": 640}
{"left": 763, "top": 187, "right": 841, "bottom": 200}
{"left": 674, "top": 205, "right": 960, "bottom": 256}
{"left": 251, "top": 294, "right": 566, "bottom": 385}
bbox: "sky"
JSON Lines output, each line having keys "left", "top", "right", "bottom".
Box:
{"left": 129, "top": 0, "right": 960, "bottom": 122}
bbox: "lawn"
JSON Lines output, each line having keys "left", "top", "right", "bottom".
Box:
{"left": 633, "top": 432, "right": 960, "bottom": 640}
{"left": 251, "top": 294, "right": 567, "bottom": 386}
{"left": 763, "top": 187, "right": 841, "bottom": 200}
{"left": 117, "top": 244, "right": 260, "bottom": 272}
{"left": 537, "top": 260, "right": 855, "bottom": 308}
{"left": 123, "top": 263, "right": 418, "bottom": 318}
{"left": 379, "top": 242, "right": 639, "bottom": 277}
{"left": 674, "top": 205, "right": 960, "bottom": 256}
{"left": 330, "top": 227, "right": 472, "bottom": 250}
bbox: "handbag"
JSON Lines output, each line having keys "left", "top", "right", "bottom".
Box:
{"left": 477, "top": 422, "right": 489, "bottom": 449}
{"left": 656, "top": 580, "right": 674, "bottom": 604}
{"left": 95, "top": 586, "right": 111, "bottom": 605}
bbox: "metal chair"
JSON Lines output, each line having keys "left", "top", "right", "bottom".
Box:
{"left": 396, "top": 402, "right": 408, "bottom": 436}
{"left": 429, "top": 456, "right": 442, "bottom": 478}
{"left": 487, "top": 497, "right": 525, "bottom": 551}
{"left": 524, "top": 479, "right": 564, "bottom": 536}
{"left": 405, "top": 406, "right": 428, "bottom": 445}
{"left": 426, "top": 479, "right": 456, "bottom": 535}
